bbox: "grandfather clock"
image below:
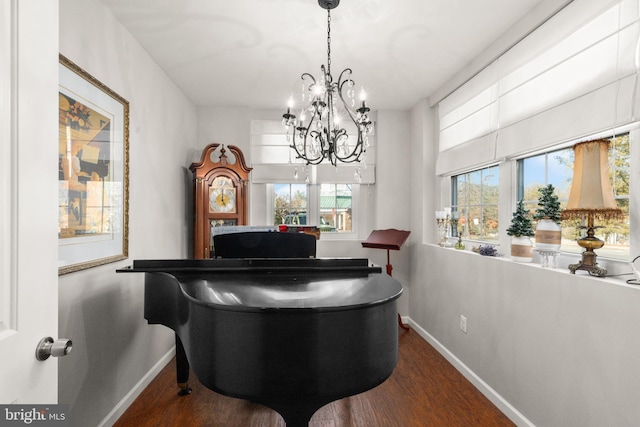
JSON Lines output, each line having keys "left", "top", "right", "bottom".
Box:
{"left": 190, "top": 144, "right": 252, "bottom": 258}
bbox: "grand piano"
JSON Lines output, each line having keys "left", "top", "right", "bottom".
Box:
{"left": 118, "top": 236, "right": 403, "bottom": 426}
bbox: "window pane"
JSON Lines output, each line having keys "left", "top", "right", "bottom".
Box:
{"left": 468, "top": 170, "right": 481, "bottom": 205}
{"left": 481, "top": 169, "right": 499, "bottom": 205}
{"left": 598, "top": 134, "right": 630, "bottom": 258}
{"left": 456, "top": 174, "right": 468, "bottom": 206}
{"left": 483, "top": 205, "right": 500, "bottom": 241}
{"left": 466, "top": 205, "right": 482, "bottom": 239}
{"left": 547, "top": 148, "right": 573, "bottom": 198}
{"left": 611, "top": 134, "right": 630, "bottom": 198}
{"left": 320, "top": 184, "right": 352, "bottom": 233}
{"left": 452, "top": 164, "right": 499, "bottom": 243}
{"left": 522, "top": 154, "right": 546, "bottom": 203}
{"left": 274, "top": 183, "right": 307, "bottom": 226}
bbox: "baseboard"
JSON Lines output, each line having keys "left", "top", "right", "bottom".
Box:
{"left": 400, "top": 315, "right": 410, "bottom": 327}
{"left": 406, "top": 318, "right": 534, "bottom": 427}
{"left": 97, "top": 346, "right": 176, "bottom": 427}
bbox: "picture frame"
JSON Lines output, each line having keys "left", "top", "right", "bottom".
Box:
{"left": 58, "top": 54, "right": 129, "bottom": 275}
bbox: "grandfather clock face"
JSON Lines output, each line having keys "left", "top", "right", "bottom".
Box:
{"left": 209, "top": 176, "right": 236, "bottom": 214}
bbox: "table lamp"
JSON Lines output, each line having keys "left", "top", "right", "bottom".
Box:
{"left": 562, "top": 139, "right": 622, "bottom": 276}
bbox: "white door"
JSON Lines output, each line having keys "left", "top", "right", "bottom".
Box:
{"left": 0, "top": 0, "right": 60, "bottom": 404}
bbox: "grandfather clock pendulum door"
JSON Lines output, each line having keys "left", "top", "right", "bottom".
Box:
{"left": 190, "top": 144, "right": 252, "bottom": 258}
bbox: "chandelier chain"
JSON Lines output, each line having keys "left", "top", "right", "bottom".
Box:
{"left": 327, "top": 9, "right": 331, "bottom": 75}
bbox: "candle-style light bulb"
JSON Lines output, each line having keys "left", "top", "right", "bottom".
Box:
{"left": 282, "top": 97, "right": 297, "bottom": 128}
{"left": 359, "top": 89, "right": 367, "bottom": 108}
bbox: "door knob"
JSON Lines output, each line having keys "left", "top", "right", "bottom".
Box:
{"left": 35, "top": 337, "right": 72, "bottom": 361}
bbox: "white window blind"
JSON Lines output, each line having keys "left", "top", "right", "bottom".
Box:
{"left": 437, "top": 0, "right": 639, "bottom": 176}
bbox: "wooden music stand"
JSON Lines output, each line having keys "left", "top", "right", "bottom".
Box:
{"left": 362, "top": 228, "right": 411, "bottom": 330}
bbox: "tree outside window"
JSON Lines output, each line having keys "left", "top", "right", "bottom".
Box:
{"left": 274, "top": 184, "right": 307, "bottom": 225}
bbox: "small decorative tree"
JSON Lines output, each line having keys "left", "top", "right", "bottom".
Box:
{"left": 532, "top": 184, "right": 562, "bottom": 258}
{"left": 533, "top": 184, "right": 561, "bottom": 224}
{"left": 506, "top": 200, "right": 535, "bottom": 237}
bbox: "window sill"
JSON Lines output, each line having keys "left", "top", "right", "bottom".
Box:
{"left": 429, "top": 242, "right": 639, "bottom": 289}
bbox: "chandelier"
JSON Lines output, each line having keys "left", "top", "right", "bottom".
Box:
{"left": 282, "top": 0, "right": 373, "bottom": 168}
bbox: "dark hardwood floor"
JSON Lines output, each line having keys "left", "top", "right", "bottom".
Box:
{"left": 114, "top": 328, "right": 514, "bottom": 426}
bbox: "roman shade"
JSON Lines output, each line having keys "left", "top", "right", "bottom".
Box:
{"left": 437, "top": 0, "right": 639, "bottom": 176}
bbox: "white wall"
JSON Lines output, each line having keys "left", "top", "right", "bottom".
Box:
{"left": 406, "top": 0, "right": 640, "bottom": 425}
{"left": 58, "top": 1, "right": 197, "bottom": 425}
{"left": 409, "top": 243, "right": 640, "bottom": 426}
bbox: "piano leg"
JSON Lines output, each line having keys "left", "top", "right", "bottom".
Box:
{"left": 268, "top": 401, "right": 322, "bottom": 427}
{"left": 176, "top": 334, "right": 192, "bottom": 396}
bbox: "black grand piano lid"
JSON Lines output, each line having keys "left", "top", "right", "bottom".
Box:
{"left": 120, "top": 257, "right": 403, "bottom": 312}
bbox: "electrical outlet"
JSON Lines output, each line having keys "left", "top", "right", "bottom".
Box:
{"left": 460, "top": 315, "right": 467, "bottom": 334}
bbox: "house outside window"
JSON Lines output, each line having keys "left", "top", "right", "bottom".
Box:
{"left": 320, "top": 184, "right": 352, "bottom": 233}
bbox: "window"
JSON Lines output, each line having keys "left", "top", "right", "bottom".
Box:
{"left": 254, "top": 119, "right": 369, "bottom": 238}
{"left": 320, "top": 184, "right": 352, "bottom": 233}
{"left": 273, "top": 183, "right": 354, "bottom": 234}
{"left": 274, "top": 183, "right": 307, "bottom": 226}
{"left": 517, "top": 134, "right": 630, "bottom": 260}
{"left": 451, "top": 165, "right": 499, "bottom": 242}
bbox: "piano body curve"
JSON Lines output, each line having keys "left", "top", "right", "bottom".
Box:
{"left": 119, "top": 258, "right": 403, "bottom": 426}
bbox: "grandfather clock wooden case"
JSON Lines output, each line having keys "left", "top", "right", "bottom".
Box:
{"left": 190, "top": 144, "right": 252, "bottom": 258}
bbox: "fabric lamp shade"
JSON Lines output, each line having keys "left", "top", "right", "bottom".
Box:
{"left": 562, "top": 138, "right": 622, "bottom": 277}
{"left": 563, "top": 139, "right": 621, "bottom": 220}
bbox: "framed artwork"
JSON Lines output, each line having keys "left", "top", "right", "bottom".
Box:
{"left": 58, "top": 54, "right": 129, "bottom": 275}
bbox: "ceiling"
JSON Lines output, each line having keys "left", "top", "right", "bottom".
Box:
{"left": 99, "top": 0, "right": 559, "bottom": 111}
